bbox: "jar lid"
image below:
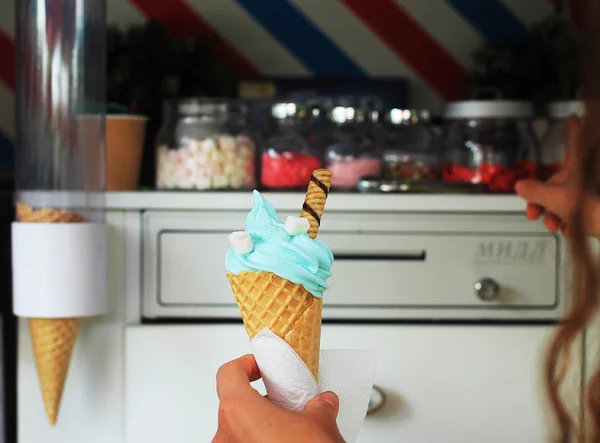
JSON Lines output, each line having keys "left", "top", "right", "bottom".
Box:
{"left": 444, "top": 100, "right": 533, "bottom": 119}
{"left": 385, "top": 109, "right": 431, "bottom": 125}
{"left": 548, "top": 100, "right": 585, "bottom": 119}
{"left": 327, "top": 106, "right": 370, "bottom": 124}
{"left": 177, "top": 99, "right": 246, "bottom": 116}
{"left": 272, "top": 102, "right": 320, "bottom": 119}
{"left": 383, "top": 150, "right": 437, "bottom": 164}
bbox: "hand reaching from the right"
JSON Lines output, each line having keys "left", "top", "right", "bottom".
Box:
{"left": 516, "top": 116, "right": 600, "bottom": 239}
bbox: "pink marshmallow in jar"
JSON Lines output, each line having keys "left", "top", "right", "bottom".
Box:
{"left": 327, "top": 157, "right": 383, "bottom": 189}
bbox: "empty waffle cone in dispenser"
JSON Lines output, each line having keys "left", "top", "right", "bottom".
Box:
{"left": 28, "top": 317, "right": 81, "bottom": 425}
{"left": 227, "top": 170, "right": 332, "bottom": 379}
{"left": 17, "top": 203, "right": 85, "bottom": 425}
{"left": 17, "top": 202, "right": 86, "bottom": 223}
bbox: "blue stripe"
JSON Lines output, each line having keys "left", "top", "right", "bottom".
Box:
{"left": 233, "top": 0, "right": 365, "bottom": 76}
{"left": 0, "top": 131, "right": 14, "bottom": 169}
{"left": 445, "top": 0, "right": 527, "bottom": 44}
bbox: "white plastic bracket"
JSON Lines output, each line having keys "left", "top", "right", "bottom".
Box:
{"left": 12, "top": 222, "right": 108, "bottom": 318}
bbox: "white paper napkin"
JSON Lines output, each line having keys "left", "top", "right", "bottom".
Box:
{"left": 252, "top": 328, "right": 376, "bottom": 443}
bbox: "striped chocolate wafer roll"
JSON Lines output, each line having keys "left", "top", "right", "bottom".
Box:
{"left": 300, "top": 169, "right": 333, "bottom": 239}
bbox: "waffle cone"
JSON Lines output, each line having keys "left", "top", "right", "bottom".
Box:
{"left": 17, "top": 202, "right": 85, "bottom": 425}
{"left": 29, "top": 318, "right": 81, "bottom": 425}
{"left": 227, "top": 271, "right": 322, "bottom": 379}
{"left": 16, "top": 202, "right": 86, "bottom": 223}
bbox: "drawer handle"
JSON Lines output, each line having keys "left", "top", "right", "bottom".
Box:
{"left": 334, "top": 252, "right": 426, "bottom": 261}
{"left": 366, "top": 385, "right": 387, "bottom": 416}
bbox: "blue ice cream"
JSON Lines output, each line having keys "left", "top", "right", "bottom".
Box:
{"left": 225, "top": 191, "right": 333, "bottom": 298}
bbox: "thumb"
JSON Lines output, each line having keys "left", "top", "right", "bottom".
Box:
{"left": 303, "top": 391, "right": 340, "bottom": 420}
{"left": 515, "top": 179, "right": 563, "bottom": 213}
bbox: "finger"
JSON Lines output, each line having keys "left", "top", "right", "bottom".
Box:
{"left": 525, "top": 203, "right": 543, "bottom": 220}
{"left": 543, "top": 212, "right": 562, "bottom": 233}
{"left": 564, "top": 115, "right": 582, "bottom": 167}
{"left": 212, "top": 428, "right": 234, "bottom": 443}
{"left": 303, "top": 391, "right": 340, "bottom": 419}
{"left": 515, "top": 179, "right": 563, "bottom": 214}
{"left": 546, "top": 169, "right": 568, "bottom": 185}
{"left": 216, "top": 355, "right": 261, "bottom": 399}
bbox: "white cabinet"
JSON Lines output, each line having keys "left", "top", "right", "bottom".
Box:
{"left": 143, "top": 209, "right": 563, "bottom": 321}
{"left": 125, "top": 324, "right": 556, "bottom": 443}
{"left": 14, "top": 194, "right": 578, "bottom": 443}
{"left": 125, "top": 325, "right": 252, "bottom": 443}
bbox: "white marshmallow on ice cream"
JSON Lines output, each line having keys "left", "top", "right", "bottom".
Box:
{"left": 284, "top": 216, "right": 310, "bottom": 236}
{"left": 229, "top": 231, "right": 254, "bottom": 254}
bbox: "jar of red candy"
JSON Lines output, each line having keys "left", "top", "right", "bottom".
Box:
{"left": 381, "top": 109, "right": 438, "bottom": 182}
{"left": 156, "top": 99, "right": 256, "bottom": 190}
{"left": 261, "top": 102, "right": 322, "bottom": 190}
{"left": 441, "top": 101, "right": 539, "bottom": 193}
{"left": 325, "top": 106, "right": 381, "bottom": 190}
{"left": 540, "top": 101, "right": 584, "bottom": 179}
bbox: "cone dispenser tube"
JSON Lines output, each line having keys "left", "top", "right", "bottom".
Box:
{"left": 12, "top": 0, "right": 108, "bottom": 426}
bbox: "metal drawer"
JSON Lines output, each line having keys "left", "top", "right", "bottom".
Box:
{"left": 142, "top": 211, "right": 564, "bottom": 320}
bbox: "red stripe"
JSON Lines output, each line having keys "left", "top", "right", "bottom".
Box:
{"left": 341, "top": 0, "right": 465, "bottom": 100}
{"left": 0, "top": 30, "right": 15, "bottom": 91}
{"left": 127, "top": 0, "right": 259, "bottom": 77}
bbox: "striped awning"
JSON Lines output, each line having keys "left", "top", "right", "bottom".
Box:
{"left": 0, "top": 0, "right": 578, "bottom": 160}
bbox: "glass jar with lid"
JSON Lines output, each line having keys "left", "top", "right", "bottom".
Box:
{"left": 541, "top": 101, "right": 584, "bottom": 178}
{"left": 441, "top": 100, "right": 539, "bottom": 193}
{"left": 156, "top": 98, "right": 256, "bottom": 190}
{"left": 261, "top": 102, "right": 322, "bottom": 190}
{"left": 155, "top": 99, "right": 176, "bottom": 161}
{"left": 324, "top": 105, "right": 382, "bottom": 190}
{"left": 381, "top": 109, "right": 438, "bottom": 182}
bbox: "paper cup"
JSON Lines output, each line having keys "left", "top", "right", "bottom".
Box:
{"left": 106, "top": 115, "right": 148, "bottom": 191}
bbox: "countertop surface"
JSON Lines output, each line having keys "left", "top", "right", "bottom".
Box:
{"left": 104, "top": 191, "right": 527, "bottom": 213}
{"left": 14, "top": 190, "right": 527, "bottom": 213}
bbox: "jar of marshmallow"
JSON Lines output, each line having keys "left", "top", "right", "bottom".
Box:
{"left": 156, "top": 99, "right": 256, "bottom": 190}
{"left": 324, "top": 105, "right": 382, "bottom": 190}
{"left": 261, "top": 102, "right": 323, "bottom": 190}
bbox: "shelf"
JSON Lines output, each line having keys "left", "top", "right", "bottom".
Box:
{"left": 15, "top": 190, "right": 527, "bottom": 213}
{"left": 104, "top": 191, "right": 526, "bottom": 213}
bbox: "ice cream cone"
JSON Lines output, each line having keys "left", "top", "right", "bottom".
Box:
{"left": 17, "top": 203, "right": 85, "bottom": 425}
{"left": 228, "top": 170, "right": 332, "bottom": 379}
{"left": 28, "top": 317, "right": 80, "bottom": 425}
